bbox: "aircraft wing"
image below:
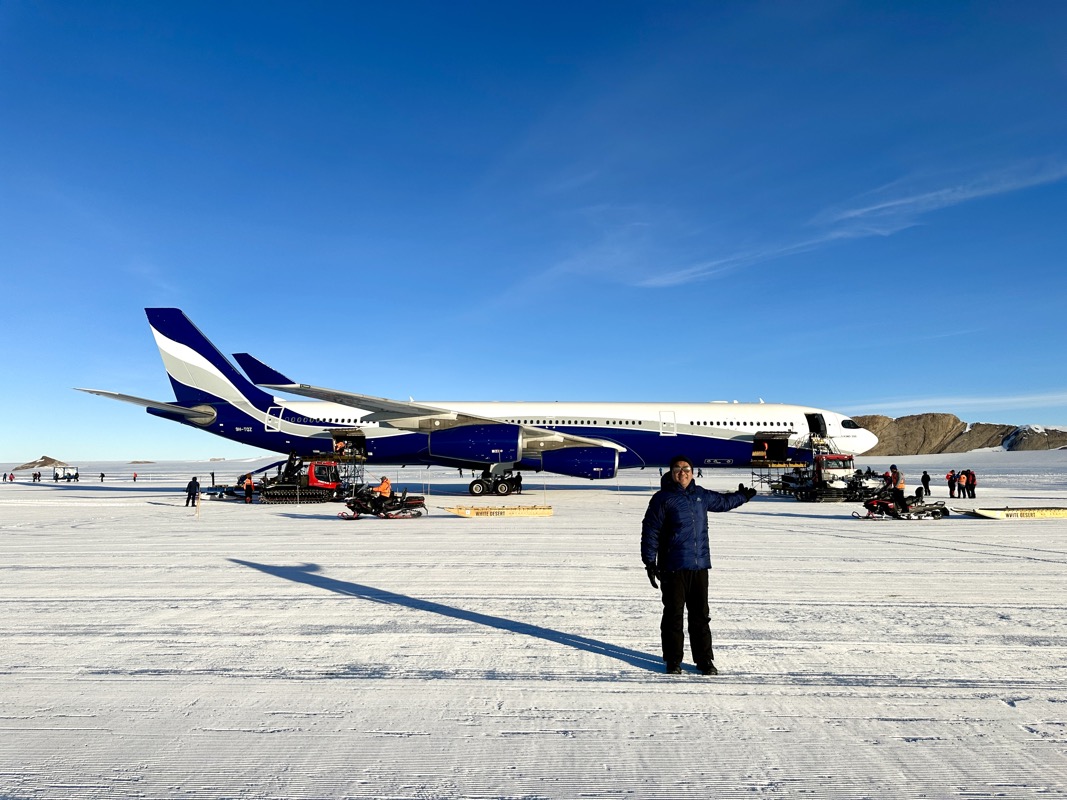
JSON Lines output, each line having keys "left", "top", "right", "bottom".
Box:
{"left": 233, "top": 352, "right": 451, "bottom": 420}
{"left": 75, "top": 388, "right": 216, "bottom": 424}
{"left": 232, "top": 353, "right": 626, "bottom": 455}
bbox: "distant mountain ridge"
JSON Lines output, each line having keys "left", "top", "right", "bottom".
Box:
{"left": 853, "top": 414, "right": 1067, "bottom": 456}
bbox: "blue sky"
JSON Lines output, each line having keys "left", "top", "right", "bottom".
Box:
{"left": 2, "top": 1, "right": 1066, "bottom": 461}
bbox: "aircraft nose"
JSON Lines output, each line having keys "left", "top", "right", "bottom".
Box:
{"left": 856, "top": 427, "right": 879, "bottom": 455}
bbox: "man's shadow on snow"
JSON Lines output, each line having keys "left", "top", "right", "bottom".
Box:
{"left": 229, "top": 558, "right": 662, "bottom": 673}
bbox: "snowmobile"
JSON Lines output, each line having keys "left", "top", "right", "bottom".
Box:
{"left": 338, "top": 483, "right": 427, "bottom": 520}
{"left": 852, "top": 488, "right": 950, "bottom": 520}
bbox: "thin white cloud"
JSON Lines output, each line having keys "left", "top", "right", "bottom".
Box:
{"left": 639, "top": 158, "right": 1067, "bottom": 288}
{"left": 635, "top": 230, "right": 857, "bottom": 288}
{"left": 820, "top": 160, "right": 1067, "bottom": 235}
{"left": 848, "top": 389, "right": 1067, "bottom": 415}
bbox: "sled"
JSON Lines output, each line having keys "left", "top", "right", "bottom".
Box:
{"left": 950, "top": 506, "right": 1067, "bottom": 520}
{"left": 443, "top": 505, "right": 554, "bottom": 518}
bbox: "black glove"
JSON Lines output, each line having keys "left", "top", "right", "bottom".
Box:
{"left": 645, "top": 563, "right": 659, "bottom": 589}
{"left": 739, "top": 483, "right": 758, "bottom": 500}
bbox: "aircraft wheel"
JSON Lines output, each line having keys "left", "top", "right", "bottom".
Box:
{"left": 494, "top": 480, "right": 512, "bottom": 496}
{"left": 469, "top": 480, "right": 488, "bottom": 496}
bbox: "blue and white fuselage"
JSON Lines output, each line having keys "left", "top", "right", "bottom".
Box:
{"left": 78, "top": 309, "right": 877, "bottom": 480}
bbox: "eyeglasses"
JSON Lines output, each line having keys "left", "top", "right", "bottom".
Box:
{"left": 671, "top": 466, "right": 692, "bottom": 474}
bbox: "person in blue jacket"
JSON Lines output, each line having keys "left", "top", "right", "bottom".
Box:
{"left": 641, "top": 454, "right": 756, "bottom": 675}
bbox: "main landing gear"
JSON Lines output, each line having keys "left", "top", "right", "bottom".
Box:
{"left": 468, "top": 471, "right": 523, "bottom": 496}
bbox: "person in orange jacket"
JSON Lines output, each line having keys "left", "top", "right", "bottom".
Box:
{"left": 371, "top": 476, "right": 392, "bottom": 512}
{"left": 889, "top": 465, "right": 908, "bottom": 514}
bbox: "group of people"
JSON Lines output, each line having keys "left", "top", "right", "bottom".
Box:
{"left": 945, "top": 469, "right": 978, "bottom": 499}
{"left": 882, "top": 467, "right": 978, "bottom": 502}
{"left": 1, "top": 472, "right": 15, "bottom": 483}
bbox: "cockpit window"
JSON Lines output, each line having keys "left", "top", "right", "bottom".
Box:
{"left": 841, "top": 419, "right": 860, "bottom": 429}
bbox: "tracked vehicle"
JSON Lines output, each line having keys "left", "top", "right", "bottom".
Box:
{"left": 259, "top": 453, "right": 343, "bottom": 504}
{"left": 776, "top": 454, "right": 882, "bottom": 502}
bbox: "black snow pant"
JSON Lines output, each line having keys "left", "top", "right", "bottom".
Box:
{"left": 659, "top": 569, "right": 713, "bottom": 668}
{"left": 892, "top": 488, "right": 908, "bottom": 513}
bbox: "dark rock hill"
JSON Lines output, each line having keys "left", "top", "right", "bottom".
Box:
{"left": 853, "top": 414, "right": 1067, "bottom": 456}
{"left": 12, "top": 455, "right": 69, "bottom": 471}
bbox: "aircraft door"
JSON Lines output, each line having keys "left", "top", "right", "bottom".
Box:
{"left": 266, "top": 406, "right": 284, "bottom": 432}
{"left": 753, "top": 432, "right": 789, "bottom": 462}
{"left": 805, "top": 413, "right": 827, "bottom": 437}
{"left": 659, "top": 410, "right": 677, "bottom": 436}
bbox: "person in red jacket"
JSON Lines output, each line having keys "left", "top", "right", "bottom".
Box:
{"left": 946, "top": 469, "right": 957, "bottom": 498}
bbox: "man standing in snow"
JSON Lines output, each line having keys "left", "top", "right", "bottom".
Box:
{"left": 641, "top": 455, "right": 756, "bottom": 676}
{"left": 890, "top": 465, "right": 908, "bottom": 513}
{"left": 185, "top": 477, "right": 200, "bottom": 508}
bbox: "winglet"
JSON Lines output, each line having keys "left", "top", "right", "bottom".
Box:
{"left": 233, "top": 353, "right": 297, "bottom": 387}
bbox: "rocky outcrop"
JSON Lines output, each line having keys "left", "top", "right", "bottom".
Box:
{"left": 854, "top": 414, "right": 966, "bottom": 456}
{"left": 12, "top": 455, "right": 68, "bottom": 471}
{"left": 853, "top": 415, "right": 1067, "bottom": 456}
{"left": 1004, "top": 425, "right": 1067, "bottom": 451}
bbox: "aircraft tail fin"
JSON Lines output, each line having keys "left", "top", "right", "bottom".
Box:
{"left": 145, "top": 308, "right": 275, "bottom": 409}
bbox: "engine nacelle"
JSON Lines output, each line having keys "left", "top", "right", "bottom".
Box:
{"left": 428, "top": 424, "right": 521, "bottom": 463}
{"left": 540, "top": 446, "right": 618, "bottom": 480}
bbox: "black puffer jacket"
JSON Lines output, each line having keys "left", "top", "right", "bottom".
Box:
{"left": 641, "top": 474, "right": 748, "bottom": 571}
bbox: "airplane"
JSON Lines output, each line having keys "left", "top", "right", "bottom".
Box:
{"left": 78, "top": 308, "right": 878, "bottom": 495}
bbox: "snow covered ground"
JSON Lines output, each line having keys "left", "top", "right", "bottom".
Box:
{"left": 2, "top": 450, "right": 1066, "bottom": 799}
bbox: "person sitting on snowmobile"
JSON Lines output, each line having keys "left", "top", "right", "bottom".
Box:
{"left": 371, "top": 476, "right": 392, "bottom": 512}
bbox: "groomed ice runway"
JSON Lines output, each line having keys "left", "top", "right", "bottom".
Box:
{"left": 2, "top": 451, "right": 1066, "bottom": 798}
